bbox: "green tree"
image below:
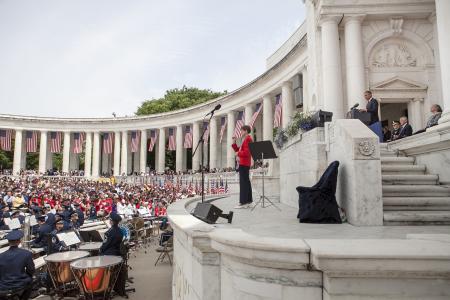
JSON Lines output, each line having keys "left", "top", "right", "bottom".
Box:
{"left": 136, "top": 86, "right": 226, "bottom": 115}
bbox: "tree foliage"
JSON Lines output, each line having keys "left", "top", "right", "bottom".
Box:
{"left": 136, "top": 86, "right": 226, "bottom": 115}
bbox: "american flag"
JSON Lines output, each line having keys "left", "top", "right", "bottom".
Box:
{"left": 130, "top": 131, "right": 140, "bottom": 153}
{"left": 183, "top": 126, "right": 193, "bottom": 149}
{"left": 49, "top": 132, "right": 62, "bottom": 153}
{"left": 202, "top": 122, "right": 209, "bottom": 144}
{"left": 219, "top": 117, "right": 227, "bottom": 143}
{"left": 72, "top": 132, "right": 85, "bottom": 154}
{"left": 26, "top": 131, "right": 38, "bottom": 153}
{"left": 168, "top": 128, "right": 176, "bottom": 151}
{"left": 274, "top": 94, "right": 282, "bottom": 128}
{"left": 148, "top": 130, "right": 157, "bottom": 152}
{"left": 233, "top": 111, "right": 245, "bottom": 138}
{"left": 0, "top": 129, "right": 12, "bottom": 151}
{"left": 103, "top": 132, "right": 114, "bottom": 154}
{"left": 249, "top": 103, "right": 262, "bottom": 128}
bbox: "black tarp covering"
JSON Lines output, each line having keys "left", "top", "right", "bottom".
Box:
{"left": 296, "top": 161, "right": 342, "bottom": 224}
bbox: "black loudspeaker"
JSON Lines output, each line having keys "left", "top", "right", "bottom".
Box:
{"left": 193, "top": 203, "right": 233, "bottom": 224}
{"left": 312, "top": 110, "right": 333, "bottom": 127}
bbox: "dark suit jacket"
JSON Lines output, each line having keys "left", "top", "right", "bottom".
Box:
{"left": 100, "top": 226, "right": 123, "bottom": 256}
{"left": 398, "top": 124, "right": 413, "bottom": 139}
{"left": 0, "top": 247, "right": 35, "bottom": 290}
{"left": 366, "top": 98, "right": 379, "bottom": 125}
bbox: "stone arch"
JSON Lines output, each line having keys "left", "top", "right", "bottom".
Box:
{"left": 364, "top": 29, "right": 434, "bottom": 68}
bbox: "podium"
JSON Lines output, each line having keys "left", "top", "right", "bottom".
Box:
{"left": 348, "top": 109, "right": 371, "bottom": 125}
{"left": 248, "top": 141, "right": 280, "bottom": 211}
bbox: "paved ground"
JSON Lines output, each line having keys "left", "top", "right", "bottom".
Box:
{"left": 193, "top": 194, "right": 450, "bottom": 239}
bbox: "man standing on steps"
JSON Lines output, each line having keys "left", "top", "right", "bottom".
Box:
{"left": 232, "top": 125, "right": 253, "bottom": 209}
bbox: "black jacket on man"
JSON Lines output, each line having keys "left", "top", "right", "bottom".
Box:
{"left": 0, "top": 246, "right": 35, "bottom": 290}
{"left": 31, "top": 223, "right": 52, "bottom": 250}
{"left": 100, "top": 226, "right": 123, "bottom": 256}
{"left": 366, "top": 98, "right": 379, "bottom": 125}
{"left": 398, "top": 124, "right": 413, "bottom": 139}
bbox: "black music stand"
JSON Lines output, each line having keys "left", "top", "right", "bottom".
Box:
{"left": 248, "top": 141, "right": 280, "bottom": 211}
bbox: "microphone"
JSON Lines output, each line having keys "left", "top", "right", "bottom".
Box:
{"left": 206, "top": 104, "right": 221, "bottom": 116}
{"left": 351, "top": 103, "right": 359, "bottom": 109}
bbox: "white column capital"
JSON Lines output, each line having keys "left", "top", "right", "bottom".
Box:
{"left": 342, "top": 14, "right": 366, "bottom": 25}
{"left": 282, "top": 80, "right": 293, "bottom": 88}
{"left": 318, "top": 14, "right": 342, "bottom": 27}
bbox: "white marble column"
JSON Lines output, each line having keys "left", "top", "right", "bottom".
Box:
{"left": 176, "top": 125, "right": 183, "bottom": 172}
{"left": 209, "top": 117, "right": 218, "bottom": 170}
{"left": 38, "top": 131, "right": 48, "bottom": 174}
{"left": 84, "top": 132, "right": 92, "bottom": 177}
{"left": 226, "top": 111, "right": 236, "bottom": 168}
{"left": 282, "top": 81, "right": 295, "bottom": 128}
{"left": 192, "top": 122, "right": 200, "bottom": 171}
{"left": 140, "top": 130, "right": 147, "bottom": 174}
{"left": 245, "top": 104, "right": 254, "bottom": 128}
{"left": 321, "top": 15, "right": 345, "bottom": 119}
{"left": 113, "top": 132, "right": 121, "bottom": 176}
{"left": 62, "top": 132, "right": 71, "bottom": 173}
{"left": 92, "top": 132, "right": 100, "bottom": 177}
{"left": 157, "top": 128, "right": 166, "bottom": 173}
{"left": 120, "top": 131, "right": 128, "bottom": 175}
{"left": 436, "top": 0, "right": 450, "bottom": 125}
{"left": 263, "top": 95, "right": 273, "bottom": 141}
{"left": 409, "top": 98, "right": 424, "bottom": 131}
{"left": 344, "top": 15, "right": 366, "bottom": 109}
{"left": 12, "top": 129, "right": 23, "bottom": 175}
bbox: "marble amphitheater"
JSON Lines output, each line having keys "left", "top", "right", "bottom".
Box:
{"left": 2, "top": 0, "right": 450, "bottom": 299}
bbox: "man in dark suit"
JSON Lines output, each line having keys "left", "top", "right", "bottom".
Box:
{"left": 100, "top": 213, "right": 123, "bottom": 256}
{"left": 398, "top": 116, "right": 413, "bottom": 139}
{"left": 0, "top": 230, "right": 35, "bottom": 300}
{"left": 359, "top": 90, "right": 379, "bottom": 125}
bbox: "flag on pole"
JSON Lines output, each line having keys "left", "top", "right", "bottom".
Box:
{"left": 202, "top": 122, "right": 209, "bottom": 144}
{"left": 249, "top": 102, "right": 262, "bottom": 128}
{"left": 0, "top": 129, "right": 12, "bottom": 151}
{"left": 233, "top": 111, "right": 245, "bottom": 138}
{"left": 274, "top": 94, "right": 282, "bottom": 128}
{"left": 168, "top": 128, "right": 176, "bottom": 151}
{"left": 130, "top": 131, "right": 140, "bottom": 153}
{"left": 183, "top": 126, "right": 193, "bottom": 149}
{"left": 103, "top": 132, "right": 114, "bottom": 154}
{"left": 72, "top": 132, "right": 85, "bottom": 154}
{"left": 148, "top": 130, "right": 157, "bottom": 152}
{"left": 219, "top": 117, "right": 227, "bottom": 143}
{"left": 50, "top": 132, "right": 62, "bottom": 153}
{"left": 25, "top": 131, "right": 38, "bottom": 153}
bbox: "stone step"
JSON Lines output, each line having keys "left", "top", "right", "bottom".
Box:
{"left": 384, "top": 205, "right": 450, "bottom": 211}
{"left": 381, "top": 157, "right": 415, "bottom": 165}
{"left": 382, "top": 174, "right": 439, "bottom": 185}
{"left": 381, "top": 164, "right": 426, "bottom": 175}
{"left": 384, "top": 211, "right": 450, "bottom": 225}
{"left": 383, "top": 196, "right": 450, "bottom": 206}
{"left": 383, "top": 185, "right": 450, "bottom": 197}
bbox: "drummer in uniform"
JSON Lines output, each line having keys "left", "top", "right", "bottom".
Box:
{"left": 49, "top": 220, "right": 69, "bottom": 253}
{"left": 73, "top": 202, "right": 85, "bottom": 227}
{"left": 100, "top": 213, "right": 123, "bottom": 256}
{"left": 30, "top": 215, "right": 52, "bottom": 252}
{"left": 0, "top": 230, "right": 35, "bottom": 300}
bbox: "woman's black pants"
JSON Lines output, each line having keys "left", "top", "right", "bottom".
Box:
{"left": 238, "top": 165, "right": 253, "bottom": 205}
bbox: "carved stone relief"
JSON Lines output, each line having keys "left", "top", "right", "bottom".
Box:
{"left": 372, "top": 43, "right": 417, "bottom": 68}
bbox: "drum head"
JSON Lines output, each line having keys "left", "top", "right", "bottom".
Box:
{"left": 70, "top": 256, "right": 123, "bottom": 269}
{"left": 45, "top": 251, "right": 90, "bottom": 262}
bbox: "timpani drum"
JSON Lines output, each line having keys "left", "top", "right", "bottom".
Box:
{"left": 45, "top": 251, "right": 90, "bottom": 295}
{"left": 79, "top": 242, "right": 103, "bottom": 256}
{"left": 71, "top": 256, "right": 123, "bottom": 300}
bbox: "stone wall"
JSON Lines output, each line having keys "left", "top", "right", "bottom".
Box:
{"left": 279, "top": 128, "right": 328, "bottom": 208}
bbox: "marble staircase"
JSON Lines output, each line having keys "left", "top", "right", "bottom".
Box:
{"left": 380, "top": 144, "right": 450, "bottom": 225}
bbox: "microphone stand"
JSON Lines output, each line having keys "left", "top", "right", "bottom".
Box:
{"left": 192, "top": 110, "right": 216, "bottom": 203}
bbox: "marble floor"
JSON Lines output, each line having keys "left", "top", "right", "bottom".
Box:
{"left": 193, "top": 194, "right": 450, "bottom": 240}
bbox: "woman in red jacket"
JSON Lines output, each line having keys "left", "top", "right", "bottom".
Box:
{"left": 232, "top": 125, "right": 253, "bottom": 208}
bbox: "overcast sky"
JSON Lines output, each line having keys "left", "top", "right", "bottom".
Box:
{"left": 0, "top": 0, "right": 305, "bottom": 118}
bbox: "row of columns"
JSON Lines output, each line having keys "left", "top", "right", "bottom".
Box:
{"left": 8, "top": 79, "right": 298, "bottom": 176}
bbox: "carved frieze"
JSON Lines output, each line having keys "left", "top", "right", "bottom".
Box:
{"left": 372, "top": 43, "right": 417, "bottom": 68}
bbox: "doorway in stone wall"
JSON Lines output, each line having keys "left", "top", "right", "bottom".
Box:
{"left": 380, "top": 102, "right": 408, "bottom": 131}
